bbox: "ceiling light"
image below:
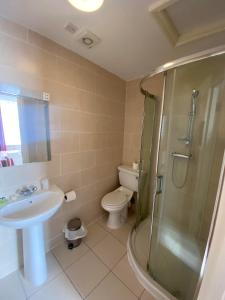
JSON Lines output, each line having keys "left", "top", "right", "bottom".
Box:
{"left": 67, "top": 0, "right": 104, "bottom": 12}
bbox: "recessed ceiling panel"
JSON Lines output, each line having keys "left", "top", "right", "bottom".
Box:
{"left": 167, "top": 0, "right": 225, "bottom": 35}
{"left": 149, "top": 0, "right": 225, "bottom": 47}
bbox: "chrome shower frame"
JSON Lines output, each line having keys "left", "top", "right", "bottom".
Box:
{"left": 139, "top": 45, "right": 225, "bottom": 96}
{"left": 135, "top": 45, "right": 225, "bottom": 300}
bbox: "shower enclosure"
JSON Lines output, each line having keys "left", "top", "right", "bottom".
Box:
{"left": 128, "top": 48, "right": 225, "bottom": 300}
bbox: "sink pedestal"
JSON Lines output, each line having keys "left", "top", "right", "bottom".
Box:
{"left": 23, "top": 223, "right": 47, "bottom": 286}
{"left": 0, "top": 185, "right": 64, "bottom": 286}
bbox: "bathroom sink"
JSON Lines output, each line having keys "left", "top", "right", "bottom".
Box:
{"left": 0, "top": 185, "right": 64, "bottom": 228}
{"left": 0, "top": 184, "right": 64, "bottom": 286}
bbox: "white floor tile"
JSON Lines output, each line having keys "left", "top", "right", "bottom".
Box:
{"left": 66, "top": 250, "right": 109, "bottom": 298}
{"left": 52, "top": 241, "right": 89, "bottom": 269}
{"left": 97, "top": 213, "right": 135, "bottom": 242}
{"left": 140, "top": 290, "right": 156, "bottom": 300}
{"left": 19, "top": 252, "right": 62, "bottom": 297}
{"left": 0, "top": 272, "right": 26, "bottom": 300}
{"left": 113, "top": 255, "right": 144, "bottom": 297}
{"left": 127, "top": 212, "right": 136, "bottom": 226}
{"left": 86, "top": 272, "right": 137, "bottom": 300}
{"left": 93, "top": 234, "right": 126, "bottom": 268}
{"left": 29, "top": 273, "right": 82, "bottom": 300}
{"left": 97, "top": 215, "right": 112, "bottom": 232}
{"left": 84, "top": 223, "right": 108, "bottom": 248}
{"left": 110, "top": 223, "right": 132, "bottom": 245}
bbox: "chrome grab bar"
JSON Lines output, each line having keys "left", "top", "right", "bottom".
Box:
{"left": 171, "top": 152, "right": 192, "bottom": 159}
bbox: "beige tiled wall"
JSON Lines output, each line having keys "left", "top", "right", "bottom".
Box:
{"left": 122, "top": 74, "right": 164, "bottom": 165}
{"left": 0, "top": 16, "right": 125, "bottom": 277}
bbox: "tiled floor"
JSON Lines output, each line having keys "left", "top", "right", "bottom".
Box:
{"left": 0, "top": 214, "right": 156, "bottom": 300}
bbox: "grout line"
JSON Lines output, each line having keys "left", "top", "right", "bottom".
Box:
{"left": 91, "top": 241, "right": 126, "bottom": 271}
{"left": 25, "top": 251, "right": 90, "bottom": 300}
{"left": 109, "top": 248, "right": 143, "bottom": 296}
{"left": 51, "top": 243, "right": 87, "bottom": 299}
{"left": 112, "top": 270, "right": 140, "bottom": 299}
{"left": 16, "top": 271, "right": 29, "bottom": 300}
{"left": 81, "top": 230, "right": 119, "bottom": 271}
{"left": 86, "top": 215, "right": 107, "bottom": 227}
{"left": 51, "top": 104, "right": 124, "bottom": 118}
{"left": 0, "top": 19, "right": 125, "bottom": 83}
{"left": 111, "top": 252, "right": 127, "bottom": 270}
{"left": 82, "top": 224, "right": 128, "bottom": 272}
{"left": 26, "top": 272, "right": 63, "bottom": 299}
{"left": 0, "top": 33, "right": 124, "bottom": 102}
{"left": 50, "top": 218, "right": 136, "bottom": 299}
{"left": 97, "top": 217, "right": 133, "bottom": 246}
{"left": 57, "top": 242, "right": 111, "bottom": 299}
{"left": 84, "top": 270, "right": 111, "bottom": 299}
{"left": 110, "top": 226, "right": 132, "bottom": 246}
{"left": 60, "top": 239, "right": 105, "bottom": 271}
{"left": 111, "top": 252, "right": 144, "bottom": 299}
{"left": 87, "top": 242, "right": 112, "bottom": 270}
{"left": 52, "top": 242, "right": 89, "bottom": 271}
{"left": 90, "top": 219, "right": 143, "bottom": 297}
{"left": 51, "top": 247, "right": 65, "bottom": 269}
{"left": 62, "top": 269, "right": 85, "bottom": 300}
{"left": 139, "top": 289, "right": 145, "bottom": 299}
{"left": 24, "top": 253, "right": 64, "bottom": 299}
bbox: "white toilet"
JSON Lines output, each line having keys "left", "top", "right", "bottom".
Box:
{"left": 101, "top": 165, "right": 139, "bottom": 229}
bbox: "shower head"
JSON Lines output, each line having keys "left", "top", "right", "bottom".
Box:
{"left": 192, "top": 89, "right": 199, "bottom": 98}
{"left": 191, "top": 89, "right": 199, "bottom": 116}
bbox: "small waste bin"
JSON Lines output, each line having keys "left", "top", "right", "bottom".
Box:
{"left": 64, "top": 218, "right": 87, "bottom": 250}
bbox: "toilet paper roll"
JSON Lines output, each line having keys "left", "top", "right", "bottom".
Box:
{"left": 64, "top": 190, "right": 76, "bottom": 203}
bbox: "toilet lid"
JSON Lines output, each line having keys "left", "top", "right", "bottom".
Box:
{"left": 102, "top": 188, "right": 133, "bottom": 208}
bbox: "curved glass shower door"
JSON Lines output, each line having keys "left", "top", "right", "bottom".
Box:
{"left": 137, "top": 94, "right": 156, "bottom": 225}
{"left": 148, "top": 54, "right": 225, "bottom": 300}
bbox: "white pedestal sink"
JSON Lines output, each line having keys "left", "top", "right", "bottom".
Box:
{"left": 0, "top": 185, "right": 64, "bottom": 286}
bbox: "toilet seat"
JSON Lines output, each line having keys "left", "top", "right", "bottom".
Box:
{"left": 101, "top": 186, "right": 133, "bottom": 210}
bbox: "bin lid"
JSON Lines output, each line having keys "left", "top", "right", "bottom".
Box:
{"left": 68, "top": 218, "right": 81, "bottom": 231}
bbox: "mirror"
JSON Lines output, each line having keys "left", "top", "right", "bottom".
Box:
{"left": 0, "top": 92, "right": 51, "bottom": 167}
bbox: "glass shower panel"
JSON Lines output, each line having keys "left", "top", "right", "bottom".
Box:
{"left": 148, "top": 54, "right": 225, "bottom": 300}
{"left": 136, "top": 95, "right": 156, "bottom": 225}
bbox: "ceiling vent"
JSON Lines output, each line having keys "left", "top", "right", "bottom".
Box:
{"left": 75, "top": 29, "right": 101, "bottom": 49}
{"left": 64, "top": 22, "right": 78, "bottom": 34}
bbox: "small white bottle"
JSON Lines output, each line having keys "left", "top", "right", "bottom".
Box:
{"left": 132, "top": 162, "right": 139, "bottom": 171}
{"left": 41, "top": 178, "right": 49, "bottom": 190}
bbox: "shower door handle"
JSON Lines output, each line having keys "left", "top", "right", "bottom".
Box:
{"left": 171, "top": 152, "right": 192, "bottom": 159}
{"left": 156, "top": 175, "right": 163, "bottom": 194}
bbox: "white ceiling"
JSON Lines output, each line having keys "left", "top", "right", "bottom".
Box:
{"left": 0, "top": 0, "right": 225, "bottom": 80}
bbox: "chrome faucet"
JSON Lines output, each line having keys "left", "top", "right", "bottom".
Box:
{"left": 16, "top": 185, "right": 38, "bottom": 197}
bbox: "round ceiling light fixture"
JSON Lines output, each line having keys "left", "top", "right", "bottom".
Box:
{"left": 67, "top": 0, "right": 104, "bottom": 12}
